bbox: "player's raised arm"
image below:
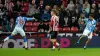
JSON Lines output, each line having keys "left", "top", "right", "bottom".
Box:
{"left": 24, "top": 17, "right": 35, "bottom": 21}
{"left": 82, "top": 18, "right": 89, "bottom": 22}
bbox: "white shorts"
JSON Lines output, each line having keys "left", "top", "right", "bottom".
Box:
{"left": 83, "top": 29, "right": 92, "bottom": 39}
{"left": 11, "top": 27, "right": 25, "bottom": 37}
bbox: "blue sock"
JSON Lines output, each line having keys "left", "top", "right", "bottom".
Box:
{"left": 24, "top": 37, "right": 27, "bottom": 42}
{"left": 8, "top": 35, "right": 13, "bottom": 39}
{"left": 4, "top": 35, "right": 13, "bottom": 42}
{"left": 24, "top": 37, "right": 28, "bottom": 48}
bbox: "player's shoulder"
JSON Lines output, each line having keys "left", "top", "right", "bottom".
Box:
{"left": 93, "top": 19, "right": 96, "bottom": 22}
{"left": 54, "top": 16, "right": 59, "bottom": 20}
{"left": 55, "top": 15, "right": 58, "bottom": 18}
{"left": 92, "top": 19, "right": 97, "bottom": 24}
{"left": 52, "top": 16, "right": 57, "bottom": 19}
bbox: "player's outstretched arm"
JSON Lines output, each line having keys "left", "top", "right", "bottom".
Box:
{"left": 24, "top": 17, "right": 36, "bottom": 21}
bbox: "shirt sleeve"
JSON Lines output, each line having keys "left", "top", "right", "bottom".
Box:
{"left": 83, "top": 18, "right": 88, "bottom": 22}
{"left": 23, "top": 17, "right": 34, "bottom": 21}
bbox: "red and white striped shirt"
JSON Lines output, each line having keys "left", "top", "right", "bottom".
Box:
{"left": 50, "top": 15, "right": 59, "bottom": 31}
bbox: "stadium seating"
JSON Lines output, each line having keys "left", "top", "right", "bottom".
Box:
{"left": 32, "top": 22, "right": 40, "bottom": 27}
{"left": 96, "top": 22, "right": 100, "bottom": 27}
{"left": 31, "top": 34, "right": 37, "bottom": 38}
{"left": 38, "top": 33, "right": 46, "bottom": 38}
{"left": 25, "top": 21, "right": 33, "bottom": 27}
{"left": 96, "top": 27, "right": 100, "bottom": 31}
{"left": 63, "top": 27, "right": 70, "bottom": 32}
{"left": 24, "top": 27, "right": 32, "bottom": 32}
{"left": 22, "top": 7, "right": 28, "bottom": 12}
{"left": 31, "top": 27, "right": 38, "bottom": 32}
{"left": 95, "top": 0, "right": 100, "bottom": 4}
{"left": 59, "top": 27, "right": 63, "bottom": 32}
{"left": 71, "top": 27, "right": 78, "bottom": 32}
{"left": 31, "top": 33, "right": 46, "bottom": 38}
{"left": 21, "top": 7, "right": 28, "bottom": 14}
{"left": 23, "top": 2, "right": 29, "bottom": 7}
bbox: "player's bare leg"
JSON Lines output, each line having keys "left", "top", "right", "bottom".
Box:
{"left": 76, "top": 35, "right": 86, "bottom": 44}
{"left": 1, "top": 34, "right": 14, "bottom": 48}
{"left": 84, "top": 38, "right": 92, "bottom": 49}
{"left": 53, "top": 39, "right": 60, "bottom": 51}
{"left": 50, "top": 39, "right": 55, "bottom": 51}
{"left": 56, "top": 41, "right": 60, "bottom": 51}
{"left": 50, "top": 39, "right": 60, "bottom": 51}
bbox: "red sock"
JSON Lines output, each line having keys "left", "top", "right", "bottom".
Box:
{"left": 53, "top": 41, "right": 56, "bottom": 47}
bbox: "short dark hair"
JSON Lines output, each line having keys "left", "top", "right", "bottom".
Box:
{"left": 89, "top": 14, "right": 94, "bottom": 17}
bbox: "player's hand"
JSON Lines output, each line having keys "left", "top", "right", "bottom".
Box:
{"left": 88, "top": 33, "right": 90, "bottom": 36}
{"left": 32, "top": 17, "right": 35, "bottom": 20}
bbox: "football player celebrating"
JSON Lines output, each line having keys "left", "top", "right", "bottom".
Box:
{"left": 1, "top": 13, "right": 35, "bottom": 50}
{"left": 76, "top": 14, "right": 96, "bottom": 49}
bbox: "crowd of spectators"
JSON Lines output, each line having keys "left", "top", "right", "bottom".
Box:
{"left": 0, "top": 0, "right": 100, "bottom": 32}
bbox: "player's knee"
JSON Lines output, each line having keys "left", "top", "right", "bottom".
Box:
{"left": 21, "top": 34, "right": 26, "bottom": 37}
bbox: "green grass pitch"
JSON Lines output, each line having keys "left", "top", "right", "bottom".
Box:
{"left": 0, "top": 48, "right": 100, "bottom": 56}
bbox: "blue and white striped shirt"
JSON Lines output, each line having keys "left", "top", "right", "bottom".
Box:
{"left": 15, "top": 16, "right": 33, "bottom": 28}
{"left": 84, "top": 18, "right": 96, "bottom": 33}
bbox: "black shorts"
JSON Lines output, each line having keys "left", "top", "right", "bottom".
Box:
{"left": 50, "top": 31, "right": 58, "bottom": 39}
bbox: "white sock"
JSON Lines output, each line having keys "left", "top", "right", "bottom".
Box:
{"left": 53, "top": 46, "right": 55, "bottom": 49}
{"left": 24, "top": 42, "right": 28, "bottom": 48}
{"left": 56, "top": 42, "right": 59, "bottom": 46}
{"left": 4, "top": 37, "right": 9, "bottom": 42}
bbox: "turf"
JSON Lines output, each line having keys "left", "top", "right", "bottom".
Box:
{"left": 0, "top": 48, "right": 100, "bottom": 56}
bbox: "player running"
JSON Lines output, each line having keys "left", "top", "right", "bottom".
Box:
{"left": 1, "top": 14, "right": 35, "bottom": 49}
{"left": 76, "top": 14, "right": 96, "bottom": 49}
{"left": 48, "top": 9, "right": 60, "bottom": 51}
